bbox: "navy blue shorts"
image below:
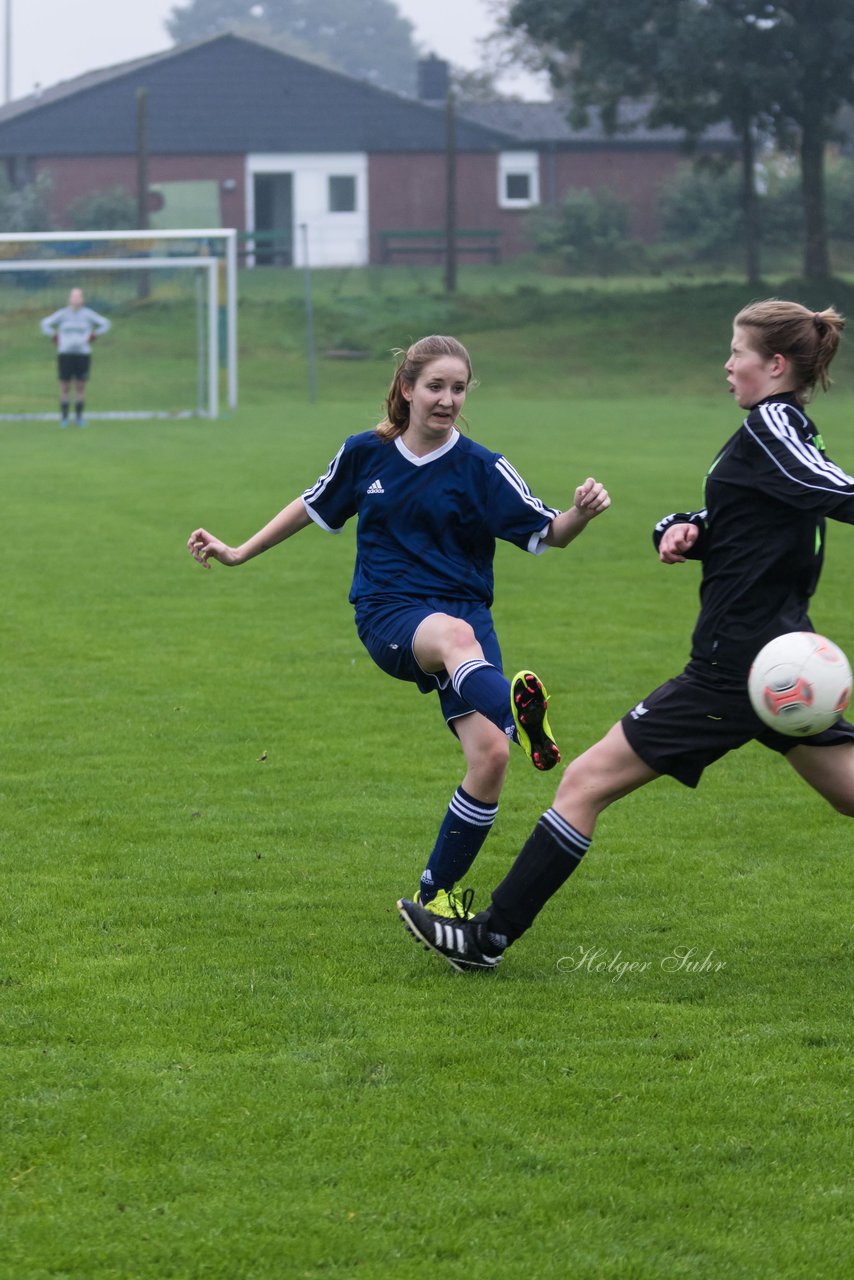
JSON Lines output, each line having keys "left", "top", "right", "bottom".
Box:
{"left": 355, "top": 596, "right": 503, "bottom": 725}
{"left": 622, "top": 660, "right": 854, "bottom": 788}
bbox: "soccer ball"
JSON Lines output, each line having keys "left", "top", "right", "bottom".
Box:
{"left": 748, "top": 631, "right": 852, "bottom": 737}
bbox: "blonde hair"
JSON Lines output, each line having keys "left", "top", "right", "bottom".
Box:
{"left": 375, "top": 335, "right": 473, "bottom": 441}
{"left": 735, "top": 299, "right": 845, "bottom": 402}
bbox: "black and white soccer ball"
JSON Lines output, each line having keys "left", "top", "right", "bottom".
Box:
{"left": 748, "top": 631, "right": 852, "bottom": 737}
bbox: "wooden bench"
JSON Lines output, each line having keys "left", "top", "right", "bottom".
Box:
{"left": 236, "top": 229, "right": 293, "bottom": 265}
{"left": 379, "top": 229, "right": 502, "bottom": 264}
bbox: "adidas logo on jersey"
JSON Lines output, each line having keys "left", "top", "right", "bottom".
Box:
{"left": 366, "top": 479, "right": 384, "bottom": 494}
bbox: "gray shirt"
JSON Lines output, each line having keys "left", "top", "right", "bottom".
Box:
{"left": 40, "top": 305, "right": 111, "bottom": 354}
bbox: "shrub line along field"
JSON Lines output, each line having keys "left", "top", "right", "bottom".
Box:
{"left": 2, "top": 270, "right": 852, "bottom": 1279}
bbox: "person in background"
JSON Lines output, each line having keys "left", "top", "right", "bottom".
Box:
{"left": 40, "top": 287, "right": 111, "bottom": 427}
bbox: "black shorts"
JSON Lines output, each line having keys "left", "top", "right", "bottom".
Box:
{"left": 57, "top": 353, "right": 91, "bottom": 382}
{"left": 621, "top": 660, "right": 854, "bottom": 788}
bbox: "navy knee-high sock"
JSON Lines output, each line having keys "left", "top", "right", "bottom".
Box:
{"left": 419, "top": 785, "right": 498, "bottom": 904}
{"left": 451, "top": 660, "right": 516, "bottom": 740}
{"left": 480, "top": 808, "right": 591, "bottom": 951}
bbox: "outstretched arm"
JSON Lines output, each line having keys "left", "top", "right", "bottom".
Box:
{"left": 543, "top": 477, "right": 611, "bottom": 548}
{"left": 187, "top": 496, "right": 312, "bottom": 568}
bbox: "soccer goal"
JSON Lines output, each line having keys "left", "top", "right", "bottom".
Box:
{"left": 0, "top": 229, "right": 237, "bottom": 422}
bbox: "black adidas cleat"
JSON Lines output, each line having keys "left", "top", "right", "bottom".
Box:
{"left": 511, "top": 670, "right": 560, "bottom": 771}
{"left": 396, "top": 898, "right": 502, "bottom": 973}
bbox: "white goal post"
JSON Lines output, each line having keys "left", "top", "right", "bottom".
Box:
{"left": 0, "top": 228, "right": 238, "bottom": 415}
{"left": 1, "top": 254, "right": 220, "bottom": 419}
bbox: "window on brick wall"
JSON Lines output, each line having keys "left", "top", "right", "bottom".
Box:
{"left": 505, "top": 173, "right": 531, "bottom": 201}
{"left": 498, "top": 152, "right": 539, "bottom": 209}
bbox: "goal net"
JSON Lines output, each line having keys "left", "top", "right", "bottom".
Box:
{"left": 0, "top": 230, "right": 237, "bottom": 421}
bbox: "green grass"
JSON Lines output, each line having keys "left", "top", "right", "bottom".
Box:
{"left": 2, "top": 275, "right": 853, "bottom": 1278}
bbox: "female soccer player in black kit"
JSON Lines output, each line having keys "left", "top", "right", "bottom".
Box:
{"left": 398, "top": 299, "right": 854, "bottom": 971}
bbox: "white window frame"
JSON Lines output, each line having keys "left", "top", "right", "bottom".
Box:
{"left": 498, "top": 151, "right": 540, "bottom": 209}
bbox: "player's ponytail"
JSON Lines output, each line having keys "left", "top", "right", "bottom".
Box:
{"left": 375, "top": 335, "right": 473, "bottom": 441}
{"left": 734, "top": 299, "right": 845, "bottom": 402}
{"left": 810, "top": 307, "right": 845, "bottom": 392}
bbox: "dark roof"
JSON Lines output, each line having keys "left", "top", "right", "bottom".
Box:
{"left": 0, "top": 34, "right": 512, "bottom": 157}
{"left": 458, "top": 99, "right": 736, "bottom": 148}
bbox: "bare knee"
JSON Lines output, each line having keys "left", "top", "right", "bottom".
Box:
{"left": 552, "top": 724, "right": 658, "bottom": 822}
{"left": 443, "top": 617, "right": 478, "bottom": 663}
{"left": 414, "top": 613, "right": 481, "bottom": 675}
{"left": 555, "top": 753, "right": 612, "bottom": 817}
{"left": 786, "top": 743, "right": 854, "bottom": 818}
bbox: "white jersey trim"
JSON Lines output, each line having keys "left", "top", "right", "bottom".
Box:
{"left": 752, "top": 403, "right": 854, "bottom": 492}
{"left": 302, "top": 495, "right": 344, "bottom": 534}
{"left": 495, "top": 455, "right": 559, "bottom": 554}
{"left": 394, "top": 429, "right": 460, "bottom": 466}
{"left": 527, "top": 526, "right": 553, "bottom": 555}
{"left": 302, "top": 441, "right": 348, "bottom": 531}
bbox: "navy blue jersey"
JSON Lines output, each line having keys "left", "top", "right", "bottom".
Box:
{"left": 653, "top": 394, "right": 854, "bottom": 674}
{"left": 302, "top": 429, "right": 560, "bottom": 606}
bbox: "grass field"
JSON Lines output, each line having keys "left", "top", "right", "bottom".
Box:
{"left": 2, "top": 273, "right": 853, "bottom": 1279}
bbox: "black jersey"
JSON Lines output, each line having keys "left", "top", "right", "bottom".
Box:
{"left": 653, "top": 393, "right": 854, "bottom": 676}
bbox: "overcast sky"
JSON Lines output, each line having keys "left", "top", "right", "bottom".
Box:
{"left": 4, "top": 0, "right": 549, "bottom": 101}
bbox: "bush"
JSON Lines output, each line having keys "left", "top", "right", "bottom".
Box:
{"left": 659, "top": 153, "right": 854, "bottom": 261}
{"left": 67, "top": 186, "right": 138, "bottom": 231}
{"left": 0, "top": 171, "right": 54, "bottom": 232}
{"left": 527, "top": 188, "right": 643, "bottom": 274}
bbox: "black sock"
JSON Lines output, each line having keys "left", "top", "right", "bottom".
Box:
{"left": 481, "top": 808, "right": 591, "bottom": 949}
{"left": 60, "top": 399, "right": 69, "bottom": 419}
{"left": 75, "top": 399, "right": 85, "bottom": 419}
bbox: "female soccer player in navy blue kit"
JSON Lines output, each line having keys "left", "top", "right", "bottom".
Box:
{"left": 398, "top": 301, "right": 854, "bottom": 971}
{"left": 188, "top": 335, "right": 610, "bottom": 916}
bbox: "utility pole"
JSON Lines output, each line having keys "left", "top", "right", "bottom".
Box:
{"left": 136, "top": 87, "right": 150, "bottom": 298}
{"left": 444, "top": 87, "right": 457, "bottom": 294}
{"left": 300, "top": 223, "right": 317, "bottom": 403}
{"left": 136, "top": 87, "right": 149, "bottom": 229}
{"left": 4, "top": 0, "right": 12, "bottom": 104}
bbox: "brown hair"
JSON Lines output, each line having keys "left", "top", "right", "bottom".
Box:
{"left": 734, "top": 299, "right": 845, "bottom": 402}
{"left": 375, "top": 335, "right": 473, "bottom": 441}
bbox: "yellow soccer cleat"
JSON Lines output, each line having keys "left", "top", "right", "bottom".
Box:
{"left": 511, "top": 670, "right": 560, "bottom": 771}
{"left": 416, "top": 887, "right": 475, "bottom": 920}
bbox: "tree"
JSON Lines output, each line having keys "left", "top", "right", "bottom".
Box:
{"left": 766, "top": 0, "right": 854, "bottom": 279}
{"left": 505, "top": 0, "right": 854, "bottom": 281}
{"left": 166, "top": 0, "right": 420, "bottom": 96}
{"left": 451, "top": 67, "right": 518, "bottom": 103}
